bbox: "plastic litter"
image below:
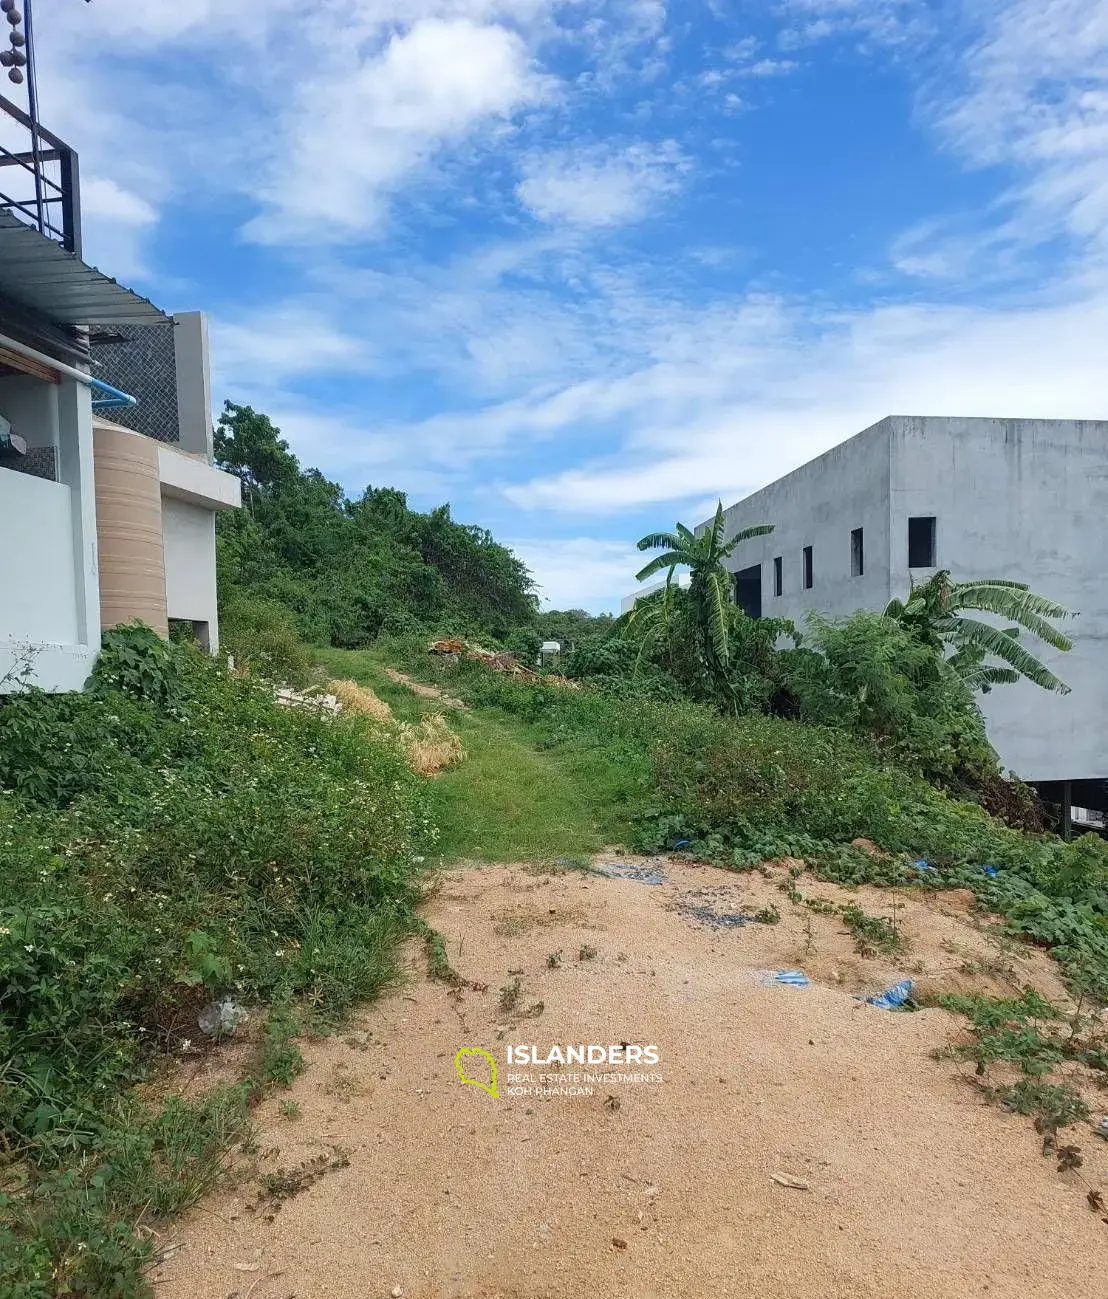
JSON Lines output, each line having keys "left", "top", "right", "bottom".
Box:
{"left": 1094, "top": 1116, "right": 1108, "bottom": 1141}
{"left": 774, "top": 970, "right": 810, "bottom": 987}
{"left": 198, "top": 996, "right": 249, "bottom": 1036}
{"left": 981, "top": 865, "right": 1000, "bottom": 878}
{"left": 912, "top": 859, "right": 935, "bottom": 872}
{"left": 864, "top": 978, "right": 914, "bottom": 1010}
{"left": 671, "top": 838, "right": 691, "bottom": 849}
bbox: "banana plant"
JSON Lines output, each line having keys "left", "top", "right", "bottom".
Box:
{"left": 885, "top": 571, "right": 1074, "bottom": 694}
{"left": 631, "top": 503, "right": 773, "bottom": 706}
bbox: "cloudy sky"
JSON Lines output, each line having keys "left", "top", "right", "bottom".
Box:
{"left": 33, "top": 0, "right": 1108, "bottom": 609}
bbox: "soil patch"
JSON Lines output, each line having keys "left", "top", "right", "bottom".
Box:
{"left": 155, "top": 858, "right": 1107, "bottom": 1299}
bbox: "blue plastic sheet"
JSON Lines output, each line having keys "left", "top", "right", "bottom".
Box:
{"left": 865, "top": 978, "right": 913, "bottom": 1009}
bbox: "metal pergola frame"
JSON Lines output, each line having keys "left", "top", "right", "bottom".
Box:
{"left": 0, "top": 2, "right": 81, "bottom": 255}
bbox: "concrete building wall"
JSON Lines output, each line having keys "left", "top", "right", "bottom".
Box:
{"left": 0, "top": 469, "right": 79, "bottom": 644}
{"left": 162, "top": 496, "right": 220, "bottom": 648}
{"left": 709, "top": 415, "right": 1108, "bottom": 784}
{"left": 621, "top": 574, "right": 690, "bottom": 614}
{"left": 173, "top": 311, "right": 214, "bottom": 458}
{"left": 0, "top": 373, "right": 101, "bottom": 692}
{"left": 890, "top": 417, "right": 1108, "bottom": 783}
{"left": 716, "top": 417, "right": 895, "bottom": 626}
{"left": 0, "top": 373, "right": 60, "bottom": 451}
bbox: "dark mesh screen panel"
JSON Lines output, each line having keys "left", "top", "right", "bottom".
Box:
{"left": 89, "top": 323, "right": 180, "bottom": 443}
{"left": 1, "top": 445, "right": 56, "bottom": 481}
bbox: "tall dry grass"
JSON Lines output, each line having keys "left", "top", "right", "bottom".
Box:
{"left": 398, "top": 713, "right": 467, "bottom": 776}
{"left": 327, "top": 679, "right": 465, "bottom": 775}
{"left": 327, "top": 678, "right": 395, "bottom": 724}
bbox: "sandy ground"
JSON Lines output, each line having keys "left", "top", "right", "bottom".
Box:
{"left": 156, "top": 857, "right": 1107, "bottom": 1299}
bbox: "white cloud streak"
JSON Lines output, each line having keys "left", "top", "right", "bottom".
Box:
{"left": 516, "top": 140, "right": 688, "bottom": 227}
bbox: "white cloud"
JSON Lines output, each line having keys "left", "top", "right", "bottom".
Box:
{"left": 246, "top": 19, "right": 545, "bottom": 242}
{"left": 209, "top": 306, "right": 371, "bottom": 386}
{"left": 75, "top": 179, "right": 159, "bottom": 279}
{"left": 80, "top": 178, "right": 158, "bottom": 227}
{"left": 505, "top": 537, "right": 644, "bottom": 610}
{"left": 498, "top": 280, "right": 1108, "bottom": 515}
{"left": 777, "top": 21, "right": 834, "bottom": 50}
{"left": 774, "top": 0, "right": 929, "bottom": 48}
{"left": 738, "top": 58, "right": 799, "bottom": 77}
{"left": 935, "top": 0, "right": 1108, "bottom": 253}
{"left": 517, "top": 140, "right": 688, "bottom": 226}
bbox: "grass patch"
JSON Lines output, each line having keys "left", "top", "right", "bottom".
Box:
{"left": 492, "top": 905, "right": 588, "bottom": 937}
{"left": 840, "top": 903, "right": 905, "bottom": 957}
{"left": 318, "top": 648, "right": 621, "bottom": 861}
{"left": 254, "top": 1147, "right": 351, "bottom": 1218}
{"left": 259, "top": 1011, "right": 307, "bottom": 1088}
{"left": 930, "top": 989, "right": 1106, "bottom": 1167}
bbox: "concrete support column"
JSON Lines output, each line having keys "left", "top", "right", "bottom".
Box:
{"left": 55, "top": 373, "right": 101, "bottom": 652}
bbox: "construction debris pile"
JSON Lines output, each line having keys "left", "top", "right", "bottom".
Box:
{"left": 429, "top": 638, "right": 580, "bottom": 688}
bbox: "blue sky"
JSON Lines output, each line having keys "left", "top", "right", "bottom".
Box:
{"left": 35, "top": 0, "right": 1108, "bottom": 609}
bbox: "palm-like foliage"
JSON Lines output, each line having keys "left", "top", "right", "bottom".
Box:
{"left": 884, "top": 571, "right": 1074, "bottom": 694}
{"left": 630, "top": 503, "right": 773, "bottom": 705}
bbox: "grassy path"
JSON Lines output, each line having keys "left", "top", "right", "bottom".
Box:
{"left": 317, "top": 647, "right": 616, "bottom": 862}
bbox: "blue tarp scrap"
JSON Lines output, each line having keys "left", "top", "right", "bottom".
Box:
{"left": 864, "top": 978, "right": 914, "bottom": 1010}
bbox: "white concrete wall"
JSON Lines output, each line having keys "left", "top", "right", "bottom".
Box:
{"left": 708, "top": 415, "right": 1108, "bottom": 783}
{"left": 890, "top": 417, "right": 1108, "bottom": 783}
{"left": 620, "top": 574, "right": 690, "bottom": 614}
{"left": 715, "top": 417, "right": 895, "bottom": 624}
{"left": 0, "top": 469, "right": 79, "bottom": 643}
{"left": 161, "top": 495, "right": 220, "bottom": 648}
{"left": 0, "top": 373, "right": 60, "bottom": 450}
{"left": 0, "top": 373, "right": 100, "bottom": 692}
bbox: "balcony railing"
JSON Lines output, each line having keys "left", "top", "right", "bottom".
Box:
{"left": 0, "top": 91, "right": 79, "bottom": 256}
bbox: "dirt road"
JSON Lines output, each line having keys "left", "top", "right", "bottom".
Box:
{"left": 157, "top": 857, "right": 1107, "bottom": 1299}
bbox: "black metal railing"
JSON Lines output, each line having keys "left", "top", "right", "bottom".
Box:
{"left": 0, "top": 91, "right": 80, "bottom": 256}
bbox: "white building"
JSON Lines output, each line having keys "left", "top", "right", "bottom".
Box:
{"left": 700, "top": 416, "right": 1108, "bottom": 808}
{"left": 0, "top": 98, "right": 239, "bottom": 693}
{"left": 620, "top": 573, "right": 691, "bottom": 614}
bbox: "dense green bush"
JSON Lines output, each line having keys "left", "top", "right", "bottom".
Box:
{"left": 0, "top": 629, "right": 433, "bottom": 1294}
{"left": 794, "top": 612, "right": 997, "bottom": 789}
{"left": 217, "top": 592, "right": 319, "bottom": 687}
{"left": 581, "top": 600, "right": 1001, "bottom": 794}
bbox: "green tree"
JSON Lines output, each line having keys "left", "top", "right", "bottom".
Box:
{"left": 632, "top": 503, "right": 773, "bottom": 709}
{"left": 213, "top": 402, "right": 537, "bottom": 648}
{"left": 884, "top": 571, "right": 1074, "bottom": 694}
{"left": 214, "top": 401, "right": 300, "bottom": 501}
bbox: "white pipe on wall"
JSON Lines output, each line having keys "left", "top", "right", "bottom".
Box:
{"left": 0, "top": 329, "right": 98, "bottom": 387}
